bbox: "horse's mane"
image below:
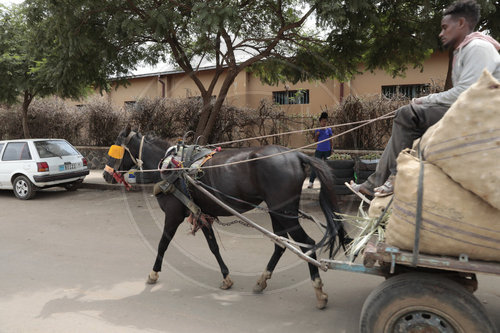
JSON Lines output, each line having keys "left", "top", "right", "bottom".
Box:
{"left": 143, "top": 134, "right": 173, "bottom": 150}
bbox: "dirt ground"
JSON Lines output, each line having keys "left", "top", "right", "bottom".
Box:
{"left": 1, "top": 188, "right": 499, "bottom": 332}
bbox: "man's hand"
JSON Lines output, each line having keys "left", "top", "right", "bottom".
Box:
{"left": 412, "top": 97, "right": 424, "bottom": 105}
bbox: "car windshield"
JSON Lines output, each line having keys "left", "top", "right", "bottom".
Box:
{"left": 35, "top": 140, "right": 79, "bottom": 158}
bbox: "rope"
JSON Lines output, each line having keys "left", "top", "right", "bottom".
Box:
{"left": 206, "top": 112, "right": 395, "bottom": 147}
{"left": 121, "top": 110, "right": 396, "bottom": 173}
{"left": 196, "top": 180, "right": 325, "bottom": 225}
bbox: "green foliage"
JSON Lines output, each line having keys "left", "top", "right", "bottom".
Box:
{"left": 328, "top": 153, "right": 353, "bottom": 160}
{"left": 0, "top": 5, "right": 31, "bottom": 104}
{"left": 359, "top": 153, "right": 382, "bottom": 160}
{"left": 254, "top": 0, "right": 499, "bottom": 84}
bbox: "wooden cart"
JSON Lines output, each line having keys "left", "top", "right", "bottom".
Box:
{"left": 322, "top": 242, "right": 500, "bottom": 332}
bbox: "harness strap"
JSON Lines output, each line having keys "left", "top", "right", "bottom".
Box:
{"left": 122, "top": 134, "right": 145, "bottom": 170}
{"left": 199, "top": 151, "right": 217, "bottom": 167}
{"left": 154, "top": 179, "right": 201, "bottom": 217}
{"left": 412, "top": 145, "right": 425, "bottom": 267}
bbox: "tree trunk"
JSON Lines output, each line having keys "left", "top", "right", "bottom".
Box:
{"left": 21, "top": 91, "right": 33, "bottom": 139}
{"left": 196, "top": 72, "right": 238, "bottom": 143}
{"left": 194, "top": 94, "right": 215, "bottom": 140}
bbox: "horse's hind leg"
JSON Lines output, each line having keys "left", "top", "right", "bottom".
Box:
{"left": 201, "top": 225, "right": 233, "bottom": 290}
{"left": 286, "top": 222, "right": 328, "bottom": 309}
{"left": 253, "top": 216, "right": 287, "bottom": 293}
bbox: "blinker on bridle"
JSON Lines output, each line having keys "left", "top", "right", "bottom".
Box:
{"left": 105, "top": 131, "right": 145, "bottom": 190}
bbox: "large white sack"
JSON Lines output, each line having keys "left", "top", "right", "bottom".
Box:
{"left": 386, "top": 150, "right": 500, "bottom": 261}
{"left": 419, "top": 70, "right": 500, "bottom": 210}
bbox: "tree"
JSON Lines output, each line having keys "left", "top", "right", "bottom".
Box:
{"left": 254, "top": 0, "right": 498, "bottom": 83}
{"left": 0, "top": 4, "right": 91, "bottom": 138}
{"left": 23, "top": 0, "right": 499, "bottom": 141}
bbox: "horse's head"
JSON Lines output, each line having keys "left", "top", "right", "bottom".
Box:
{"left": 103, "top": 125, "right": 142, "bottom": 185}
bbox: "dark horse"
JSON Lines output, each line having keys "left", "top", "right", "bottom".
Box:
{"left": 103, "top": 126, "right": 348, "bottom": 309}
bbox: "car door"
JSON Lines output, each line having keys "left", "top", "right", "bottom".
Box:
{"left": 0, "top": 143, "right": 6, "bottom": 188}
{"left": 0, "top": 142, "right": 33, "bottom": 189}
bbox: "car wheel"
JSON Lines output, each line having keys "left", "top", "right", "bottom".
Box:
{"left": 13, "top": 175, "right": 36, "bottom": 200}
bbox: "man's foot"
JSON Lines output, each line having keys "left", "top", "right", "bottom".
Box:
{"left": 345, "top": 181, "right": 373, "bottom": 205}
{"left": 348, "top": 181, "right": 374, "bottom": 196}
{"left": 374, "top": 175, "right": 395, "bottom": 197}
{"left": 307, "top": 182, "right": 314, "bottom": 189}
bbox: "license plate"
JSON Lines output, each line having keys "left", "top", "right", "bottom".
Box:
{"left": 59, "top": 162, "right": 81, "bottom": 171}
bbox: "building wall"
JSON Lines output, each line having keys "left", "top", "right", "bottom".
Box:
{"left": 349, "top": 52, "right": 448, "bottom": 96}
{"left": 108, "top": 76, "right": 159, "bottom": 106}
{"left": 73, "top": 51, "right": 449, "bottom": 117}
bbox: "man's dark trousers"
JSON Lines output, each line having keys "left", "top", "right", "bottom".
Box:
{"left": 364, "top": 103, "right": 449, "bottom": 190}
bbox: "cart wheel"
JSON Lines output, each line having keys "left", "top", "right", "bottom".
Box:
{"left": 359, "top": 273, "right": 496, "bottom": 333}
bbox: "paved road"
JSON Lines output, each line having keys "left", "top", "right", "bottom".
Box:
{"left": 1, "top": 188, "right": 499, "bottom": 332}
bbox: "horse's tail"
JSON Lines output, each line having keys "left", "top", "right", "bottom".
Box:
{"left": 299, "top": 153, "right": 349, "bottom": 258}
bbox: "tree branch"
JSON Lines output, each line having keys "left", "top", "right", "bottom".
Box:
{"left": 166, "top": 33, "right": 208, "bottom": 96}
{"left": 236, "top": 4, "right": 317, "bottom": 70}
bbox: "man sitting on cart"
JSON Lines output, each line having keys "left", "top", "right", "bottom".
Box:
{"left": 350, "top": 0, "right": 500, "bottom": 197}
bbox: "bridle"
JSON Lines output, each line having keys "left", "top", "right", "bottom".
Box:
{"left": 121, "top": 130, "right": 145, "bottom": 170}
{"left": 104, "top": 131, "right": 146, "bottom": 190}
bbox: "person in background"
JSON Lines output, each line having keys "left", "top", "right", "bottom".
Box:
{"left": 349, "top": 0, "right": 500, "bottom": 197}
{"left": 308, "top": 111, "right": 334, "bottom": 189}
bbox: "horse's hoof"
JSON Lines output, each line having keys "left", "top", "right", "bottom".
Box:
{"left": 313, "top": 277, "right": 328, "bottom": 309}
{"left": 253, "top": 270, "right": 271, "bottom": 293}
{"left": 253, "top": 280, "right": 267, "bottom": 293}
{"left": 147, "top": 271, "right": 159, "bottom": 284}
{"left": 316, "top": 292, "right": 328, "bottom": 310}
{"left": 220, "top": 275, "right": 233, "bottom": 290}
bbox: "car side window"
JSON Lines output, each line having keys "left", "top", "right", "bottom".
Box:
{"left": 2, "top": 142, "right": 32, "bottom": 161}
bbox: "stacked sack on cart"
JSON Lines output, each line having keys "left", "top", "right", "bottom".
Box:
{"left": 385, "top": 70, "right": 500, "bottom": 262}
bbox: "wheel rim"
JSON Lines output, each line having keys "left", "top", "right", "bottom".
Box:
{"left": 392, "top": 310, "right": 456, "bottom": 333}
{"left": 16, "top": 180, "right": 28, "bottom": 197}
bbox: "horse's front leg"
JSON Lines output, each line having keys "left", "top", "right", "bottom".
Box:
{"left": 148, "top": 195, "right": 185, "bottom": 284}
{"left": 201, "top": 225, "right": 233, "bottom": 290}
{"left": 253, "top": 215, "right": 286, "bottom": 293}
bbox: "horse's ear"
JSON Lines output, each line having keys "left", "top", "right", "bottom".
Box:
{"left": 124, "top": 124, "right": 131, "bottom": 136}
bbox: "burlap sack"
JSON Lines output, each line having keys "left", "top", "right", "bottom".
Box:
{"left": 418, "top": 70, "right": 500, "bottom": 210}
{"left": 368, "top": 195, "right": 393, "bottom": 218}
{"left": 386, "top": 150, "right": 500, "bottom": 261}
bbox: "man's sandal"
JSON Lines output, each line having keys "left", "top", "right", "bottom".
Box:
{"left": 374, "top": 175, "right": 395, "bottom": 197}
{"left": 345, "top": 181, "right": 374, "bottom": 205}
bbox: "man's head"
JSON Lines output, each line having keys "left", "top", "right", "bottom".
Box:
{"left": 319, "top": 112, "right": 328, "bottom": 126}
{"left": 439, "top": 0, "right": 481, "bottom": 49}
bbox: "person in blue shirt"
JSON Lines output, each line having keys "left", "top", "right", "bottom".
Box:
{"left": 308, "top": 112, "right": 334, "bottom": 189}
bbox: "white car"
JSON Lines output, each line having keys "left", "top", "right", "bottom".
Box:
{"left": 0, "top": 139, "right": 89, "bottom": 200}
